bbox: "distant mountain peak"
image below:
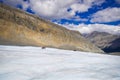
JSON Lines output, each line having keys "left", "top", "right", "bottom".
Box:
{"left": 83, "top": 31, "right": 120, "bottom": 53}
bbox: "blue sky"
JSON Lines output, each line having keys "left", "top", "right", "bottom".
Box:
{"left": 60, "top": 0, "right": 120, "bottom": 25}
{"left": 0, "top": 0, "right": 120, "bottom": 34}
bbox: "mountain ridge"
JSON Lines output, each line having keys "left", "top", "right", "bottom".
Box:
{"left": 84, "top": 31, "right": 120, "bottom": 53}
{"left": 0, "top": 3, "right": 103, "bottom": 53}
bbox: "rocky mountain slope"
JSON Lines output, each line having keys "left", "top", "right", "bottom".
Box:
{"left": 84, "top": 31, "right": 120, "bottom": 53}
{"left": 0, "top": 3, "right": 103, "bottom": 53}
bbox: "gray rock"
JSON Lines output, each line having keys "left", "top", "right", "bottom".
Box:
{"left": 84, "top": 31, "right": 120, "bottom": 53}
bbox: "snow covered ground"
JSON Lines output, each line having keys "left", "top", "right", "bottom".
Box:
{"left": 0, "top": 45, "right": 120, "bottom": 80}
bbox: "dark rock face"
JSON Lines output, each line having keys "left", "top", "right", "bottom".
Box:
{"left": 84, "top": 31, "right": 120, "bottom": 53}
{"left": 0, "top": 3, "right": 103, "bottom": 53}
{"left": 103, "top": 38, "right": 120, "bottom": 52}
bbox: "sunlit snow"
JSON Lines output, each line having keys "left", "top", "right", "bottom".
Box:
{"left": 0, "top": 45, "right": 120, "bottom": 80}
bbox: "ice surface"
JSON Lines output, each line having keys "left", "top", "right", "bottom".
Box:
{"left": 0, "top": 45, "right": 120, "bottom": 80}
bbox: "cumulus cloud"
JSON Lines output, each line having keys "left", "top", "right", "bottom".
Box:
{"left": 115, "top": 0, "right": 120, "bottom": 4}
{"left": 3, "top": 0, "right": 29, "bottom": 10}
{"left": 2, "top": 0, "right": 105, "bottom": 20}
{"left": 70, "top": 0, "right": 104, "bottom": 13}
{"left": 62, "top": 23, "right": 120, "bottom": 35}
{"left": 91, "top": 7, "right": 120, "bottom": 23}
{"left": 29, "top": 0, "right": 105, "bottom": 19}
{"left": 29, "top": 0, "right": 77, "bottom": 19}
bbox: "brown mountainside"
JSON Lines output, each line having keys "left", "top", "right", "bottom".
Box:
{"left": 84, "top": 31, "right": 120, "bottom": 53}
{"left": 0, "top": 3, "right": 103, "bottom": 53}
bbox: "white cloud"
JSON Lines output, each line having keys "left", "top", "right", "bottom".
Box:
{"left": 29, "top": 0, "right": 77, "bottom": 19}
{"left": 115, "top": 0, "right": 120, "bottom": 4}
{"left": 2, "top": 0, "right": 105, "bottom": 20}
{"left": 29, "top": 0, "right": 105, "bottom": 19}
{"left": 71, "top": 3, "right": 90, "bottom": 12}
{"left": 62, "top": 23, "right": 120, "bottom": 35}
{"left": 65, "top": 15, "right": 88, "bottom": 22}
{"left": 3, "top": 0, "right": 29, "bottom": 10}
{"left": 91, "top": 7, "right": 120, "bottom": 23}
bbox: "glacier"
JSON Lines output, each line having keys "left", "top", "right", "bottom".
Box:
{"left": 0, "top": 45, "right": 120, "bottom": 80}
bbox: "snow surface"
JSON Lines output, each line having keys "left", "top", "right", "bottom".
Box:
{"left": 0, "top": 45, "right": 120, "bottom": 80}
